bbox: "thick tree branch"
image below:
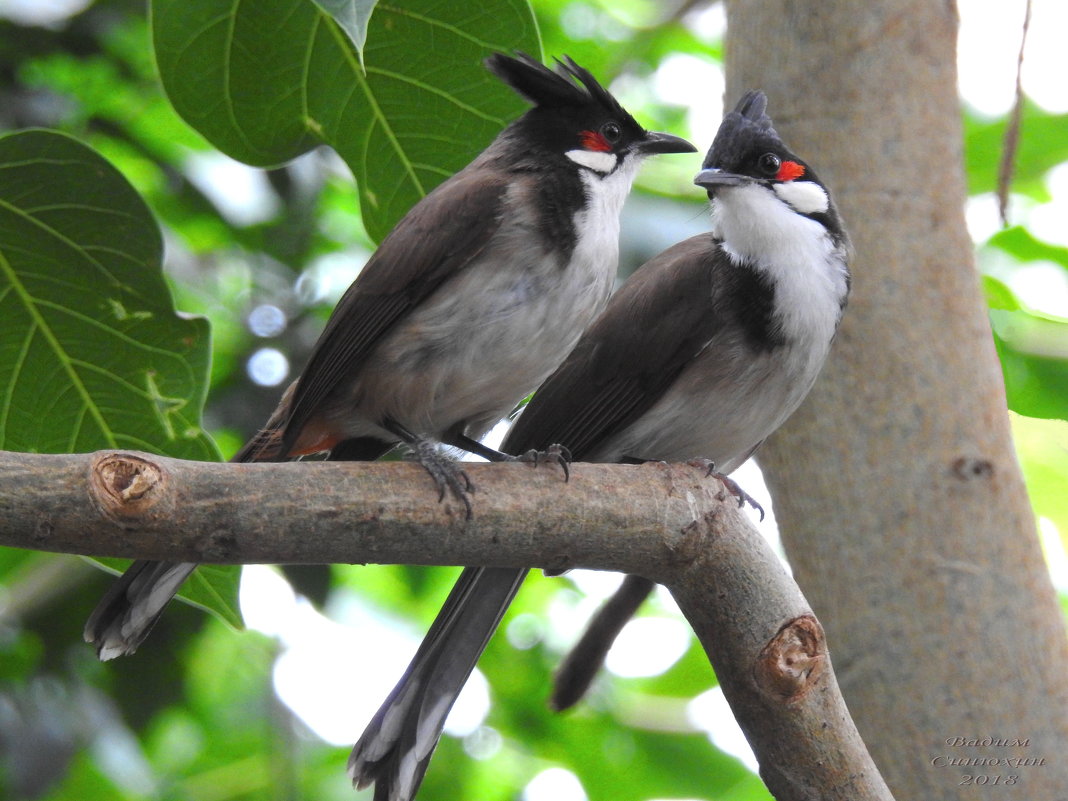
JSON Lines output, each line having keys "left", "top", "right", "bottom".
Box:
{"left": 0, "top": 448, "right": 894, "bottom": 801}
{"left": 670, "top": 524, "right": 894, "bottom": 800}
{"left": 3, "top": 449, "right": 734, "bottom": 574}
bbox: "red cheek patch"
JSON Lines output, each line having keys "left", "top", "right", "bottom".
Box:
{"left": 580, "top": 130, "right": 612, "bottom": 152}
{"left": 776, "top": 160, "right": 805, "bottom": 181}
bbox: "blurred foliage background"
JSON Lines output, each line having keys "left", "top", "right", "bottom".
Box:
{"left": 1, "top": 1, "right": 1066, "bottom": 800}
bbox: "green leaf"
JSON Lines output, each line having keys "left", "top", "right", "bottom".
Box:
{"left": 988, "top": 225, "right": 1068, "bottom": 272}
{"left": 550, "top": 718, "right": 755, "bottom": 801}
{"left": 151, "top": 0, "right": 541, "bottom": 241}
{"left": 982, "top": 274, "right": 1021, "bottom": 311}
{"left": 1011, "top": 414, "right": 1068, "bottom": 542}
{"left": 964, "top": 104, "right": 1068, "bottom": 198}
{"left": 0, "top": 129, "right": 237, "bottom": 626}
{"left": 87, "top": 557, "right": 242, "bottom": 629}
{"left": 183, "top": 565, "right": 243, "bottom": 629}
{"left": 629, "top": 634, "right": 718, "bottom": 697}
{"left": 991, "top": 311, "right": 1068, "bottom": 420}
{"left": 310, "top": 0, "right": 378, "bottom": 66}
{"left": 0, "top": 129, "right": 218, "bottom": 460}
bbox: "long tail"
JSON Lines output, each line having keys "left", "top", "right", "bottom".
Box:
{"left": 83, "top": 416, "right": 286, "bottom": 660}
{"left": 349, "top": 566, "right": 527, "bottom": 801}
{"left": 550, "top": 574, "right": 655, "bottom": 710}
{"left": 83, "top": 560, "right": 199, "bottom": 660}
{"left": 83, "top": 377, "right": 393, "bottom": 661}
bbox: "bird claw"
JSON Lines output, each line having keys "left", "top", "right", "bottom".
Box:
{"left": 686, "top": 458, "right": 765, "bottom": 521}
{"left": 411, "top": 440, "right": 475, "bottom": 518}
{"left": 516, "top": 443, "right": 572, "bottom": 482}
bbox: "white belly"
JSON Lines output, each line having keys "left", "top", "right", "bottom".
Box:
{"left": 588, "top": 336, "right": 834, "bottom": 472}
{"left": 332, "top": 167, "right": 634, "bottom": 442}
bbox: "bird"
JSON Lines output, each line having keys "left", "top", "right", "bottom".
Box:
{"left": 347, "top": 89, "right": 851, "bottom": 801}
{"left": 82, "top": 52, "right": 695, "bottom": 661}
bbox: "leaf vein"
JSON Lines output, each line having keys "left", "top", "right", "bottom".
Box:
{"left": 0, "top": 249, "right": 116, "bottom": 447}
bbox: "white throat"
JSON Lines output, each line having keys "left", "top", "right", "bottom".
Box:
{"left": 561, "top": 152, "right": 643, "bottom": 312}
{"left": 710, "top": 182, "right": 848, "bottom": 349}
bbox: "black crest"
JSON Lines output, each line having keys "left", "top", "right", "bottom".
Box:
{"left": 486, "top": 52, "right": 631, "bottom": 122}
{"left": 703, "top": 90, "right": 791, "bottom": 170}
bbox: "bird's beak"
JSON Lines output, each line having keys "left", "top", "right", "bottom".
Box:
{"left": 638, "top": 131, "right": 697, "bottom": 155}
{"left": 694, "top": 168, "right": 750, "bottom": 190}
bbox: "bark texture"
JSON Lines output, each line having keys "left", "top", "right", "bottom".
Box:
{"left": 0, "top": 448, "right": 896, "bottom": 801}
{"left": 668, "top": 522, "right": 893, "bottom": 800}
{"left": 0, "top": 450, "right": 727, "bottom": 572}
{"left": 725, "top": 1, "right": 1068, "bottom": 797}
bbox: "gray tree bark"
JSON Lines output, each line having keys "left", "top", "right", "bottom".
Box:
{"left": 0, "top": 448, "right": 896, "bottom": 800}
{"left": 725, "top": 1, "right": 1068, "bottom": 798}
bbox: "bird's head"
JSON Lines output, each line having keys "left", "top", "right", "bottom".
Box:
{"left": 694, "top": 91, "right": 837, "bottom": 221}
{"left": 486, "top": 52, "right": 695, "bottom": 176}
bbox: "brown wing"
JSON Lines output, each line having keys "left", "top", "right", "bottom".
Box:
{"left": 275, "top": 168, "right": 513, "bottom": 456}
{"left": 501, "top": 234, "right": 737, "bottom": 460}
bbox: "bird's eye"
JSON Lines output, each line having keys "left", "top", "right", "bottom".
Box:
{"left": 600, "top": 121, "right": 622, "bottom": 143}
{"left": 757, "top": 152, "right": 781, "bottom": 176}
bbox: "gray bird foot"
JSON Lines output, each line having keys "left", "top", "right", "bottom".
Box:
{"left": 687, "top": 458, "right": 765, "bottom": 521}
{"left": 410, "top": 440, "right": 475, "bottom": 519}
{"left": 514, "top": 443, "right": 572, "bottom": 481}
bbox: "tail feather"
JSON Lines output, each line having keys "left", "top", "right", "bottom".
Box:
{"left": 84, "top": 393, "right": 290, "bottom": 659}
{"left": 84, "top": 414, "right": 393, "bottom": 660}
{"left": 83, "top": 560, "right": 198, "bottom": 660}
{"left": 349, "top": 567, "right": 528, "bottom": 801}
{"left": 550, "top": 574, "right": 655, "bottom": 710}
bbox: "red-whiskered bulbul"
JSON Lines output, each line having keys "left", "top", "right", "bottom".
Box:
{"left": 348, "top": 90, "right": 851, "bottom": 801}
{"left": 83, "top": 53, "right": 695, "bottom": 661}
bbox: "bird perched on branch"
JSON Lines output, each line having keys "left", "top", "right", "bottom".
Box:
{"left": 83, "top": 53, "right": 694, "bottom": 661}
{"left": 348, "top": 89, "right": 851, "bottom": 801}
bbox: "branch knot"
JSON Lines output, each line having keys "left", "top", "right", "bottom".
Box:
{"left": 89, "top": 453, "right": 170, "bottom": 527}
{"left": 755, "top": 615, "right": 827, "bottom": 703}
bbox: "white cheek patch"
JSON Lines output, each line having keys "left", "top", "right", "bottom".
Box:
{"left": 773, "top": 180, "right": 829, "bottom": 214}
{"left": 566, "top": 149, "right": 617, "bottom": 174}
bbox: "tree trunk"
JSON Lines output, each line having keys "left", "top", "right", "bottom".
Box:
{"left": 725, "top": 0, "right": 1068, "bottom": 798}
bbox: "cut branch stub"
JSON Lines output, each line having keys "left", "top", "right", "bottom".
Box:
{"left": 88, "top": 452, "right": 173, "bottom": 527}
{"left": 754, "top": 614, "right": 827, "bottom": 703}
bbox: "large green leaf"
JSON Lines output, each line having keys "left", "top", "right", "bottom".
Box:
{"left": 983, "top": 227, "right": 1068, "bottom": 422}
{"left": 151, "top": 0, "right": 541, "bottom": 241}
{"left": 0, "top": 129, "right": 217, "bottom": 460}
{"left": 0, "top": 129, "right": 239, "bottom": 627}
{"left": 982, "top": 274, "right": 1021, "bottom": 311}
{"left": 963, "top": 104, "right": 1068, "bottom": 198}
{"left": 989, "top": 225, "right": 1068, "bottom": 273}
{"left": 992, "top": 312, "right": 1068, "bottom": 420}
{"left": 311, "top": 0, "right": 379, "bottom": 62}
{"left": 87, "top": 557, "right": 243, "bottom": 630}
